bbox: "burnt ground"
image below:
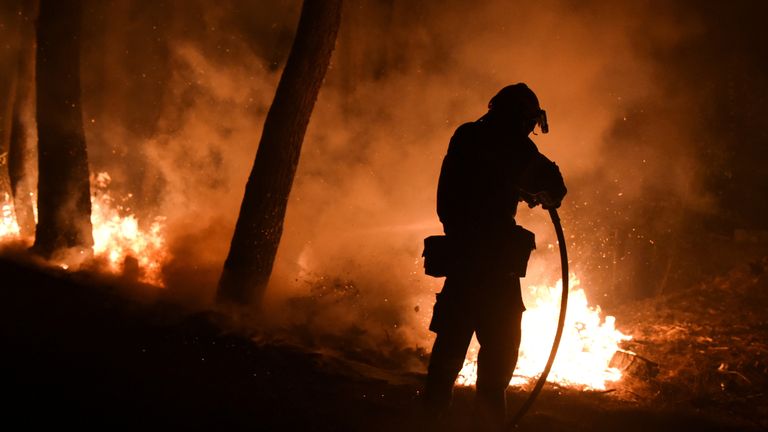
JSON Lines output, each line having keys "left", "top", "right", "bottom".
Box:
{"left": 1, "top": 253, "right": 766, "bottom": 431}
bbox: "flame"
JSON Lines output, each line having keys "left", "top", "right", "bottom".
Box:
{"left": 0, "top": 173, "right": 169, "bottom": 286}
{"left": 456, "top": 275, "right": 631, "bottom": 390}
{"left": 90, "top": 172, "right": 169, "bottom": 285}
{"left": 1, "top": 193, "right": 21, "bottom": 239}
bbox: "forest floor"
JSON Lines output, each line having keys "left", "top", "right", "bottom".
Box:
{"left": 1, "top": 250, "right": 767, "bottom": 431}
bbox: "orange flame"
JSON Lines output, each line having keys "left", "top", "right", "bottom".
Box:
{"left": 0, "top": 173, "right": 169, "bottom": 286}
{"left": 1, "top": 193, "right": 21, "bottom": 239}
{"left": 456, "top": 275, "right": 631, "bottom": 390}
{"left": 90, "top": 172, "right": 169, "bottom": 285}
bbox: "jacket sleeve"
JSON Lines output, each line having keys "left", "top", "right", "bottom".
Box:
{"left": 516, "top": 151, "right": 567, "bottom": 209}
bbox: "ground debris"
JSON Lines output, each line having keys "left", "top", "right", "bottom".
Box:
{"left": 3, "top": 252, "right": 766, "bottom": 431}
{"left": 610, "top": 350, "right": 659, "bottom": 380}
{"left": 612, "top": 257, "right": 768, "bottom": 430}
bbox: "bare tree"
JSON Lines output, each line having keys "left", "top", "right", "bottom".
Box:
{"left": 8, "top": 0, "right": 39, "bottom": 237}
{"left": 0, "top": 2, "right": 22, "bottom": 223}
{"left": 32, "top": 0, "right": 93, "bottom": 257}
{"left": 217, "top": 0, "right": 343, "bottom": 305}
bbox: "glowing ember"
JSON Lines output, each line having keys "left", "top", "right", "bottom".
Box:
{"left": 1, "top": 193, "right": 21, "bottom": 239}
{"left": 456, "top": 275, "right": 631, "bottom": 390}
{"left": 91, "top": 172, "right": 168, "bottom": 286}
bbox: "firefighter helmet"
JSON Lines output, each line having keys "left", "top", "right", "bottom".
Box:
{"left": 488, "top": 83, "right": 548, "bottom": 133}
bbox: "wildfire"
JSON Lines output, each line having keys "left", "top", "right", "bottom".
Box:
{"left": 90, "top": 172, "right": 168, "bottom": 285}
{"left": 456, "top": 275, "right": 631, "bottom": 390}
{"left": 0, "top": 173, "right": 169, "bottom": 286}
{"left": 1, "top": 193, "right": 21, "bottom": 238}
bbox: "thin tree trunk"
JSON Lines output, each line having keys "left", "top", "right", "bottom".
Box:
{"left": 0, "top": 2, "right": 21, "bottom": 226}
{"left": 8, "top": 0, "right": 39, "bottom": 237}
{"left": 217, "top": 0, "right": 342, "bottom": 305}
{"left": 0, "top": 80, "right": 15, "bottom": 221}
{"left": 32, "top": 0, "right": 93, "bottom": 257}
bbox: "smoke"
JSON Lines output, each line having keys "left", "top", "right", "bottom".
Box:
{"left": 267, "top": 0, "right": 716, "bottom": 349}
{"left": 2, "top": 0, "right": 767, "bottom": 356}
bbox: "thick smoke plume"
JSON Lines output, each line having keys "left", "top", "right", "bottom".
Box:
{"left": 2, "top": 0, "right": 766, "bottom": 357}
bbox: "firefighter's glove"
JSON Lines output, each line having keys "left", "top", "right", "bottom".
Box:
{"left": 521, "top": 190, "right": 561, "bottom": 209}
{"left": 538, "top": 191, "right": 561, "bottom": 209}
{"left": 517, "top": 153, "right": 567, "bottom": 209}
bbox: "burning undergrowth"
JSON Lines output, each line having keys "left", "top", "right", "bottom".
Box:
{"left": 457, "top": 275, "right": 632, "bottom": 391}
{"left": 1, "top": 193, "right": 20, "bottom": 238}
{"left": 90, "top": 172, "right": 169, "bottom": 285}
{"left": 0, "top": 171, "right": 171, "bottom": 286}
{"left": 267, "top": 262, "right": 637, "bottom": 394}
{"left": 612, "top": 257, "right": 768, "bottom": 429}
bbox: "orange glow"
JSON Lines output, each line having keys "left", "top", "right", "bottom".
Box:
{"left": 90, "top": 172, "right": 169, "bottom": 286}
{"left": 0, "top": 173, "right": 169, "bottom": 286}
{"left": 456, "top": 275, "right": 631, "bottom": 390}
{"left": 1, "top": 193, "right": 20, "bottom": 239}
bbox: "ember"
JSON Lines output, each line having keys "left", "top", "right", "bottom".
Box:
{"left": 456, "top": 275, "right": 632, "bottom": 390}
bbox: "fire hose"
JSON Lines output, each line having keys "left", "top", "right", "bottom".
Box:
{"left": 506, "top": 207, "right": 569, "bottom": 429}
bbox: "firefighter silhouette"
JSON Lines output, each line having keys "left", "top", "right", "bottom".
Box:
{"left": 424, "top": 83, "right": 566, "bottom": 429}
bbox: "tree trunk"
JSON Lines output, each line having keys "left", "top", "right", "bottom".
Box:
{"left": 0, "top": 84, "right": 14, "bottom": 231}
{"left": 217, "top": 0, "right": 342, "bottom": 305}
{"left": 8, "top": 0, "right": 39, "bottom": 237}
{"left": 0, "top": 2, "right": 21, "bottom": 230}
{"left": 32, "top": 0, "right": 93, "bottom": 257}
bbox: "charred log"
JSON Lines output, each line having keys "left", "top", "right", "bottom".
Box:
{"left": 217, "top": 0, "right": 343, "bottom": 305}
{"left": 609, "top": 349, "right": 660, "bottom": 381}
{"left": 32, "top": 0, "right": 93, "bottom": 257}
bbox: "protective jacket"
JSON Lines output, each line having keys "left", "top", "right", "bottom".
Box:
{"left": 437, "top": 118, "right": 537, "bottom": 238}
{"left": 433, "top": 116, "right": 565, "bottom": 320}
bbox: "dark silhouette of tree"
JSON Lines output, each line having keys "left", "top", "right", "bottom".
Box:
{"left": 217, "top": 0, "right": 342, "bottom": 305}
{"left": 32, "top": 0, "right": 93, "bottom": 257}
{"left": 0, "top": 2, "right": 22, "bottom": 222}
{"left": 8, "top": 0, "right": 39, "bottom": 237}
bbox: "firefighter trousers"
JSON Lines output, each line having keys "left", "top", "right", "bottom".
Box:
{"left": 424, "top": 275, "right": 524, "bottom": 428}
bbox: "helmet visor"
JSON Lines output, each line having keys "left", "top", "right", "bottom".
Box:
{"left": 536, "top": 109, "right": 549, "bottom": 134}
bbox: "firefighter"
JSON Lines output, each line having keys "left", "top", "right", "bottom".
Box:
{"left": 424, "top": 83, "right": 566, "bottom": 429}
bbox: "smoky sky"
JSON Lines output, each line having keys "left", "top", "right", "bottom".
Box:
{"left": 1, "top": 0, "right": 767, "bottom": 350}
